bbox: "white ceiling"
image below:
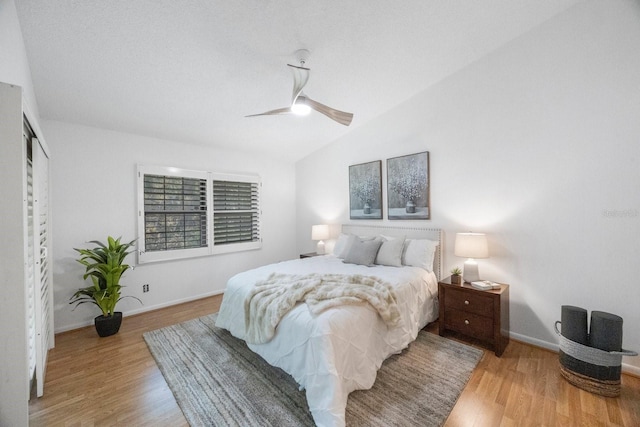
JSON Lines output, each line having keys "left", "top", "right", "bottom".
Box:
{"left": 15, "top": 0, "right": 581, "bottom": 162}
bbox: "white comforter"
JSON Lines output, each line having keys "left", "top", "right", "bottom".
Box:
{"left": 215, "top": 255, "right": 439, "bottom": 427}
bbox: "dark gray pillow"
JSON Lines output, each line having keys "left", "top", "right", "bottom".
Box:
{"left": 342, "top": 238, "right": 383, "bottom": 266}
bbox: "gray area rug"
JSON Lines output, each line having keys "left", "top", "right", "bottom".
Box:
{"left": 143, "top": 314, "right": 483, "bottom": 427}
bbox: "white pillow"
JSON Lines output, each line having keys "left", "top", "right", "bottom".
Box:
{"left": 375, "top": 235, "right": 406, "bottom": 267}
{"left": 402, "top": 239, "right": 439, "bottom": 272}
{"left": 333, "top": 234, "right": 355, "bottom": 258}
{"left": 342, "top": 238, "right": 383, "bottom": 266}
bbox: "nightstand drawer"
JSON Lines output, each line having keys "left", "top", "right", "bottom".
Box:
{"left": 444, "top": 308, "right": 494, "bottom": 341}
{"left": 443, "top": 287, "right": 494, "bottom": 317}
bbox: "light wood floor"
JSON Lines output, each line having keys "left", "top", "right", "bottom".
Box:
{"left": 30, "top": 295, "right": 640, "bottom": 426}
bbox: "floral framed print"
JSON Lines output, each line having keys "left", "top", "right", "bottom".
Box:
{"left": 349, "top": 160, "right": 382, "bottom": 219}
{"left": 387, "top": 151, "right": 430, "bottom": 220}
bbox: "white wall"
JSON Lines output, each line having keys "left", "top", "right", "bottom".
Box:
{"left": 45, "top": 120, "right": 297, "bottom": 332}
{"left": 0, "top": 0, "right": 39, "bottom": 118}
{"left": 296, "top": 0, "right": 640, "bottom": 373}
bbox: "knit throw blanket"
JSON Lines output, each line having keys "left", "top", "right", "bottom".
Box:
{"left": 244, "top": 273, "right": 402, "bottom": 344}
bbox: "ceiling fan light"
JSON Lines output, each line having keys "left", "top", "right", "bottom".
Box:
{"left": 291, "top": 102, "right": 311, "bottom": 116}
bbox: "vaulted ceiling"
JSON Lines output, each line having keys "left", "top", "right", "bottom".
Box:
{"left": 15, "top": 1, "right": 581, "bottom": 161}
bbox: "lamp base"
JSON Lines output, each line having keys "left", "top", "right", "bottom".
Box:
{"left": 316, "top": 240, "right": 325, "bottom": 255}
{"left": 463, "top": 259, "right": 480, "bottom": 283}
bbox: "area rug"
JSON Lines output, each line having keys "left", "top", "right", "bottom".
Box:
{"left": 143, "top": 314, "right": 483, "bottom": 427}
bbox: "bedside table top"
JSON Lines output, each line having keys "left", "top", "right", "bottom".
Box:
{"left": 438, "top": 275, "right": 508, "bottom": 294}
{"left": 300, "top": 252, "right": 321, "bottom": 258}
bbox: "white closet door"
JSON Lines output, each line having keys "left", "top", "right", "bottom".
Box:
{"left": 25, "top": 129, "right": 37, "bottom": 391}
{"left": 32, "top": 137, "right": 53, "bottom": 398}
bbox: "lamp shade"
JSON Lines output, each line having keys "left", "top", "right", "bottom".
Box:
{"left": 311, "top": 224, "right": 329, "bottom": 241}
{"left": 454, "top": 233, "right": 489, "bottom": 259}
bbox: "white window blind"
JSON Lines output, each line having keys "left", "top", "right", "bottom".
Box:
{"left": 137, "top": 166, "right": 261, "bottom": 263}
{"left": 213, "top": 180, "right": 260, "bottom": 245}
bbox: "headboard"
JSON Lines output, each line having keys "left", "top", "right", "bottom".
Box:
{"left": 341, "top": 224, "right": 443, "bottom": 280}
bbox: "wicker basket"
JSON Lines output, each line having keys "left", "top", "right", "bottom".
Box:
{"left": 554, "top": 321, "right": 637, "bottom": 397}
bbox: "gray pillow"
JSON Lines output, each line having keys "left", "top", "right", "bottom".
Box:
{"left": 375, "top": 236, "right": 406, "bottom": 267}
{"left": 342, "top": 238, "right": 383, "bottom": 266}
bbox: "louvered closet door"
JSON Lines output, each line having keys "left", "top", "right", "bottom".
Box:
{"left": 31, "top": 137, "right": 53, "bottom": 398}
{"left": 25, "top": 127, "right": 37, "bottom": 392}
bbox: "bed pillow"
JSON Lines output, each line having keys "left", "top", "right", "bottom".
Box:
{"left": 375, "top": 235, "right": 406, "bottom": 267}
{"left": 402, "top": 239, "right": 439, "bottom": 272}
{"left": 342, "top": 237, "right": 383, "bottom": 266}
{"left": 333, "top": 233, "right": 356, "bottom": 258}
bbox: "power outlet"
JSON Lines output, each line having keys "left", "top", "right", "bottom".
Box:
{"left": 143, "top": 284, "right": 149, "bottom": 293}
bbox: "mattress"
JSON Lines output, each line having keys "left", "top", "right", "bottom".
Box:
{"left": 215, "top": 254, "right": 439, "bottom": 427}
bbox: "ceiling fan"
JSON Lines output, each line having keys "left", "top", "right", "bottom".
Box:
{"left": 246, "top": 49, "right": 354, "bottom": 126}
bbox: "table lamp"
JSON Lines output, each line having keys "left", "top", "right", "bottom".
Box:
{"left": 311, "top": 224, "right": 329, "bottom": 255}
{"left": 454, "top": 232, "right": 489, "bottom": 283}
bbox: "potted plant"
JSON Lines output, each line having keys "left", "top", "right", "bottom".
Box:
{"left": 450, "top": 267, "right": 463, "bottom": 284}
{"left": 69, "top": 236, "right": 141, "bottom": 337}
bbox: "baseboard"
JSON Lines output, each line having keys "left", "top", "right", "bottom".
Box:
{"left": 124, "top": 289, "right": 225, "bottom": 318}
{"left": 54, "top": 289, "right": 225, "bottom": 334}
{"left": 510, "top": 331, "right": 640, "bottom": 377}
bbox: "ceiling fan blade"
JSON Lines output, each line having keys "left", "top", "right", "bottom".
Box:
{"left": 287, "top": 64, "right": 310, "bottom": 104}
{"left": 245, "top": 107, "right": 292, "bottom": 117}
{"left": 304, "top": 96, "right": 353, "bottom": 126}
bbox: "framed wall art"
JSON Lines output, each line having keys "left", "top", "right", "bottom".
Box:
{"left": 349, "top": 160, "right": 382, "bottom": 220}
{"left": 387, "top": 151, "right": 430, "bottom": 220}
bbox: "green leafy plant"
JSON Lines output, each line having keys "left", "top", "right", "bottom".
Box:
{"left": 450, "top": 267, "right": 462, "bottom": 276}
{"left": 70, "top": 236, "right": 141, "bottom": 317}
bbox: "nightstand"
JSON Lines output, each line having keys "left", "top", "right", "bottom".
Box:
{"left": 438, "top": 276, "right": 510, "bottom": 356}
{"left": 299, "top": 252, "right": 321, "bottom": 259}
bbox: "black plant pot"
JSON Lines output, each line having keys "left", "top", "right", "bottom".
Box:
{"left": 94, "top": 312, "right": 123, "bottom": 337}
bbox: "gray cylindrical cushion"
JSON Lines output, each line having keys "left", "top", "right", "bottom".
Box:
{"left": 589, "top": 311, "right": 623, "bottom": 352}
{"left": 561, "top": 305, "right": 588, "bottom": 345}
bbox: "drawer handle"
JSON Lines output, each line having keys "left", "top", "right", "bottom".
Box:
{"left": 464, "top": 319, "right": 470, "bottom": 325}
{"left": 464, "top": 300, "right": 470, "bottom": 305}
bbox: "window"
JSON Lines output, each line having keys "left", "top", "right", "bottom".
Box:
{"left": 213, "top": 180, "right": 260, "bottom": 246}
{"left": 211, "top": 173, "right": 262, "bottom": 254}
{"left": 144, "top": 174, "right": 208, "bottom": 251}
{"left": 137, "top": 165, "right": 261, "bottom": 264}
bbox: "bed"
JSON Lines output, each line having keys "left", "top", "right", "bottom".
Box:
{"left": 215, "top": 224, "right": 442, "bottom": 427}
